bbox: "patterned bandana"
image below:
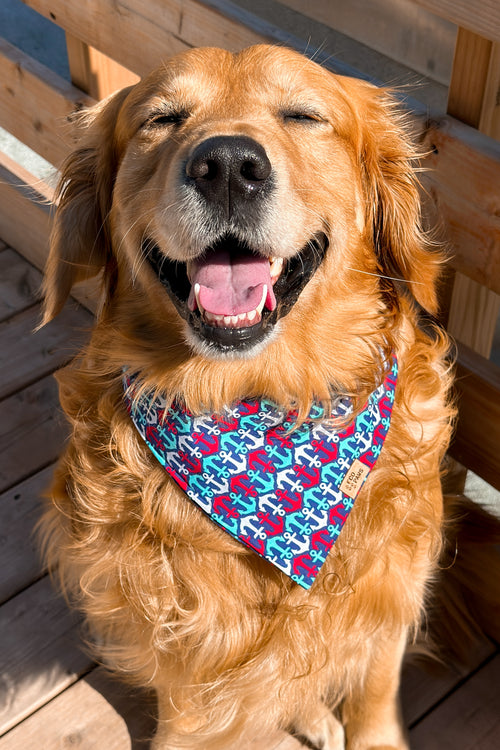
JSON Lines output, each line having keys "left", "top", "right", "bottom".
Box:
{"left": 123, "top": 356, "right": 397, "bottom": 589}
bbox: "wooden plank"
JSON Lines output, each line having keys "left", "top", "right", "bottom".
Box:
{"left": 447, "top": 274, "right": 500, "bottom": 357}
{"left": 450, "top": 344, "right": 500, "bottom": 490}
{"left": 22, "top": 0, "right": 191, "bottom": 77}
{"left": 0, "top": 576, "right": 92, "bottom": 736}
{"left": 447, "top": 28, "right": 496, "bottom": 129}
{"left": 412, "top": 0, "right": 500, "bottom": 43}
{"left": 0, "top": 152, "right": 52, "bottom": 275}
{"left": 445, "top": 28, "right": 500, "bottom": 356}
{"left": 410, "top": 653, "right": 500, "bottom": 748}
{"left": 0, "top": 664, "right": 304, "bottom": 749}
{"left": 0, "top": 668, "right": 156, "bottom": 749}
{"left": 0, "top": 248, "right": 43, "bottom": 322}
{"left": 0, "top": 302, "right": 91, "bottom": 400}
{"left": 401, "top": 639, "right": 497, "bottom": 726}
{"left": 420, "top": 117, "right": 500, "bottom": 296}
{"left": 0, "top": 465, "right": 54, "bottom": 605}
{"left": 280, "top": 0, "right": 456, "bottom": 85}
{"left": 0, "top": 375, "right": 67, "bottom": 493}
{"left": 479, "top": 42, "right": 500, "bottom": 138}
{"left": 0, "top": 155, "right": 100, "bottom": 314}
{"left": 0, "top": 38, "right": 92, "bottom": 169}
{"left": 65, "top": 34, "right": 139, "bottom": 99}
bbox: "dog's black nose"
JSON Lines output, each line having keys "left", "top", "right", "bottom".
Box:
{"left": 185, "top": 136, "right": 272, "bottom": 211}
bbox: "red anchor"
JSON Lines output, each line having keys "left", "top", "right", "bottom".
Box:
{"left": 339, "top": 419, "right": 356, "bottom": 439}
{"left": 145, "top": 425, "right": 164, "bottom": 452}
{"left": 329, "top": 505, "right": 348, "bottom": 525}
{"left": 276, "top": 489, "right": 303, "bottom": 512}
{"left": 230, "top": 474, "right": 258, "bottom": 497}
{"left": 248, "top": 448, "right": 276, "bottom": 473}
{"left": 179, "top": 450, "right": 202, "bottom": 473}
{"left": 257, "top": 512, "right": 284, "bottom": 536}
{"left": 373, "top": 422, "right": 387, "bottom": 445}
{"left": 292, "top": 553, "right": 319, "bottom": 579}
{"left": 217, "top": 416, "right": 238, "bottom": 432}
{"left": 293, "top": 464, "right": 321, "bottom": 488}
{"left": 311, "top": 529, "right": 332, "bottom": 551}
{"left": 311, "top": 439, "right": 338, "bottom": 463}
{"left": 266, "top": 427, "right": 293, "bottom": 449}
{"left": 213, "top": 496, "right": 240, "bottom": 519}
{"left": 192, "top": 432, "right": 220, "bottom": 456}
{"left": 239, "top": 400, "right": 260, "bottom": 415}
{"left": 241, "top": 535, "right": 266, "bottom": 556}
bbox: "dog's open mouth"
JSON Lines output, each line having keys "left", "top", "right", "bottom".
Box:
{"left": 145, "top": 233, "right": 328, "bottom": 351}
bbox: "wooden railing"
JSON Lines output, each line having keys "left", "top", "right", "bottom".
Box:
{"left": 1, "top": 0, "right": 499, "bottom": 488}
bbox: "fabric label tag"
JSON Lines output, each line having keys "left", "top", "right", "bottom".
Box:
{"left": 339, "top": 459, "right": 371, "bottom": 499}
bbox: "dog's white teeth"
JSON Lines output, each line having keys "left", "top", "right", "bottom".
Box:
{"left": 257, "top": 285, "right": 267, "bottom": 316}
{"left": 194, "top": 283, "right": 202, "bottom": 311}
{"left": 193, "top": 285, "right": 266, "bottom": 328}
{"left": 269, "top": 257, "right": 284, "bottom": 282}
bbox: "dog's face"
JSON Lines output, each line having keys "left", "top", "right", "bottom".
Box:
{"left": 111, "top": 47, "right": 366, "bottom": 356}
{"left": 44, "top": 45, "right": 438, "bottom": 370}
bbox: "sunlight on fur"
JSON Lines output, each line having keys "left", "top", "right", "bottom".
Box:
{"left": 39, "top": 45, "right": 460, "bottom": 750}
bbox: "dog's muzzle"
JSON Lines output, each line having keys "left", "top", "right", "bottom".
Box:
{"left": 145, "top": 135, "right": 329, "bottom": 354}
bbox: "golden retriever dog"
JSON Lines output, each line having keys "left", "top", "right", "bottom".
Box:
{"left": 41, "top": 45, "right": 455, "bottom": 749}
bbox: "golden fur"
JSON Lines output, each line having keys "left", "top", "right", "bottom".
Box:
{"left": 41, "top": 46, "right": 455, "bottom": 749}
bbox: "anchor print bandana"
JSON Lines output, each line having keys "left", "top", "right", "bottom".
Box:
{"left": 123, "top": 356, "right": 397, "bottom": 589}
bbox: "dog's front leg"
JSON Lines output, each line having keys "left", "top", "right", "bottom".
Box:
{"left": 341, "top": 629, "right": 409, "bottom": 750}
{"left": 293, "top": 704, "right": 345, "bottom": 750}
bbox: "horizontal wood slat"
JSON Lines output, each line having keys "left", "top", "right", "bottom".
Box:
{"left": 0, "top": 375, "right": 67, "bottom": 494}
{"left": 0, "top": 156, "right": 100, "bottom": 313}
{"left": 0, "top": 248, "right": 43, "bottom": 321}
{"left": 0, "top": 466, "right": 54, "bottom": 605}
{"left": 0, "top": 577, "right": 92, "bottom": 735}
{"left": 412, "top": 0, "right": 500, "bottom": 43}
{"left": 280, "top": 0, "right": 456, "bottom": 86}
{"left": 0, "top": 667, "right": 156, "bottom": 750}
{"left": 451, "top": 343, "right": 500, "bottom": 491}
{"left": 22, "top": 0, "right": 190, "bottom": 77}
{"left": 0, "top": 152, "right": 53, "bottom": 273}
{"left": 0, "top": 38, "right": 91, "bottom": 168}
{"left": 0, "top": 302, "right": 91, "bottom": 401}
{"left": 410, "top": 653, "right": 500, "bottom": 748}
{"left": 420, "top": 116, "right": 500, "bottom": 295}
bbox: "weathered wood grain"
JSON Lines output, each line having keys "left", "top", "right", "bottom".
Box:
{"left": 22, "top": 0, "right": 190, "bottom": 77}
{"left": 65, "top": 33, "right": 139, "bottom": 99}
{"left": 0, "top": 153, "right": 52, "bottom": 278}
{"left": 401, "top": 638, "right": 497, "bottom": 726}
{"left": 450, "top": 343, "right": 500, "bottom": 490}
{"left": 280, "top": 0, "right": 456, "bottom": 85}
{"left": 0, "top": 465, "right": 54, "bottom": 604}
{"left": 0, "top": 301, "right": 91, "bottom": 400}
{"left": 0, "top": 375, "right": 67, "bottom": 493}
{"left": 0, "top": 38, "right": 92, "bottom": 169}
{"left": 0, "top": 665, "right": 303, "bottom": 749}
{"left": 0, "top": 248, "right": 43, "bottom": 321}
{"left": 0, "top": 159, "right": 100, "bottom": 314}
{"left": 0, "top": 576, "right": 92, "bottom": 735}
{"left": 413, "top": 0, "right": 500, "bottom": 43}
{"left": 410, "top": 653, "right": 500, "bottom": 748}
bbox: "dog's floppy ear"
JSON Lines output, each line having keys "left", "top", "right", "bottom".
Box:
{"left": 351, "top": 81, "right": 441, "bottom": 314}
{"left": 42, "top": 87, "right": 131, "bottom": 323}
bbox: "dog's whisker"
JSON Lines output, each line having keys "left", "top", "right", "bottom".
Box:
{"left": 346, "top": 266, "right": 425, "bottom": 285}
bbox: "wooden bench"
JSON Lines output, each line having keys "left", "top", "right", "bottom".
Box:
{"left": 0, "top": 2, "right": 499, "bottom": 747}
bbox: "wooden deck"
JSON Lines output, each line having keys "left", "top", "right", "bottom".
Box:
{"left": 0, "top": 240, "right": 499, "bottom": 749}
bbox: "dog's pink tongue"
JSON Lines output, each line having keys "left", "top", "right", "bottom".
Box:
{"left": 188, "top": 249, "right": 276, "bottom": 316}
